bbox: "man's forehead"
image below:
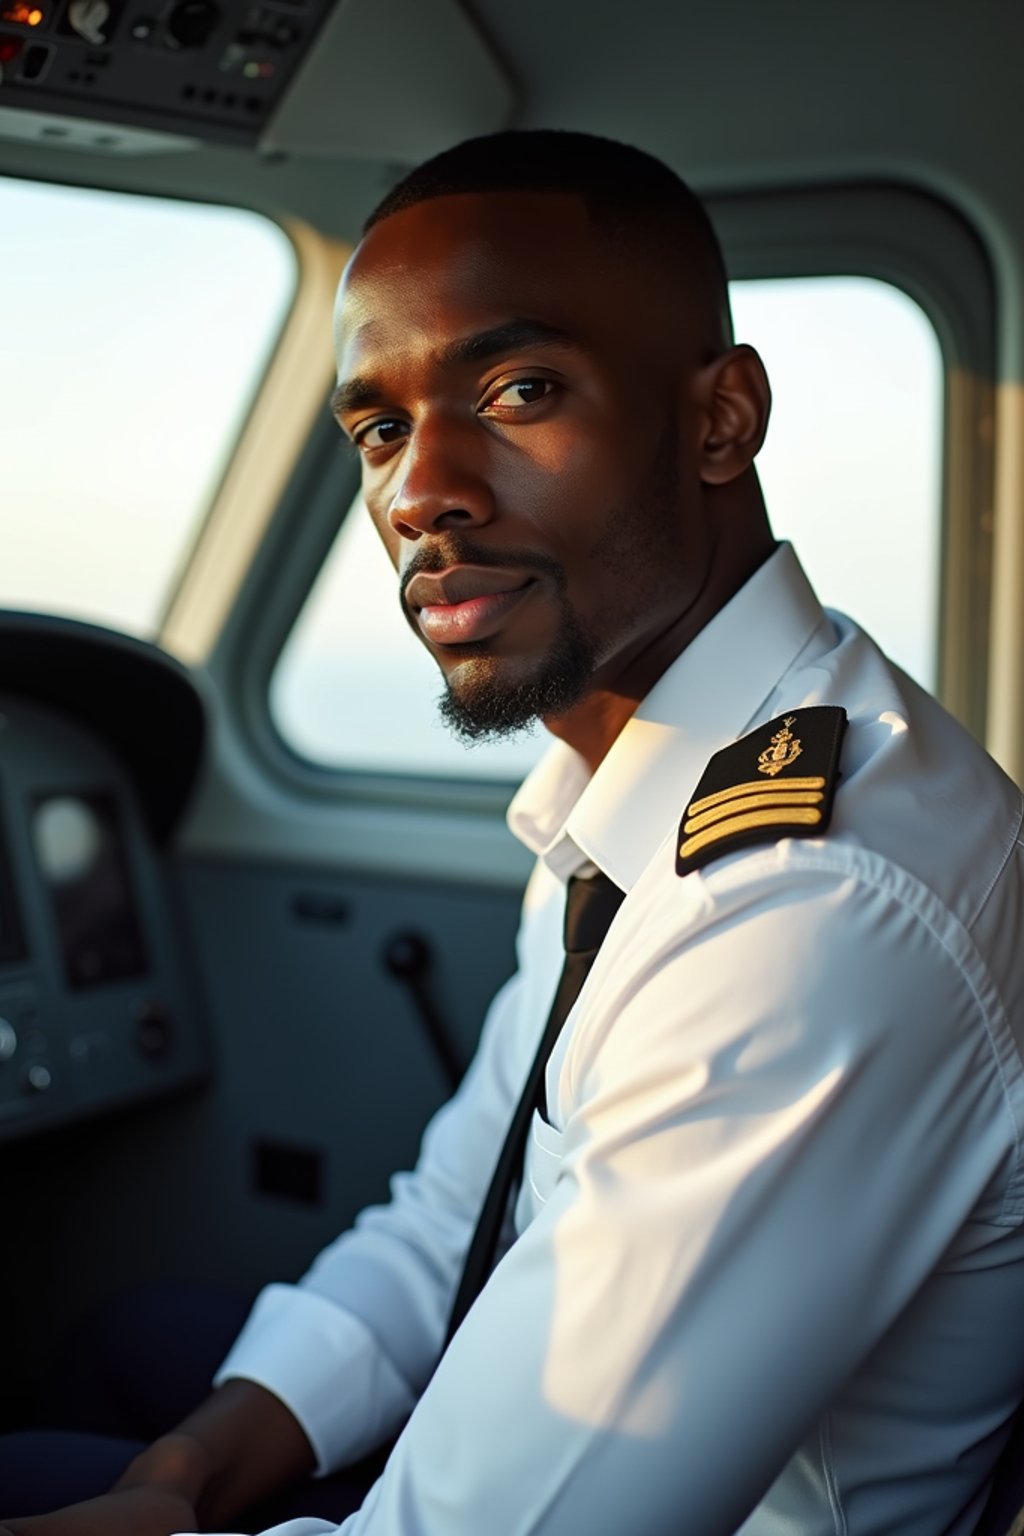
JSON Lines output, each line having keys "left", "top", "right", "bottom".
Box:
{"left": 336, "top": 193, "right": 629, "bottom": 370}
{"left": 351, "top": 187, "right": 595, "bottom": 273}
{"left": 335, "top": 190, "right": 606, "bottom": 340}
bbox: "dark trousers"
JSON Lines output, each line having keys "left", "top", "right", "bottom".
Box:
{"left": 0, "top": 1283, "right": 387, "bottom": 1527}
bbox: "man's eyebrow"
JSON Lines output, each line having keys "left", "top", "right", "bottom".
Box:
{"left": 438, "top": 317, "right": 583, "bottom": 369}
{"left": 330, "top": 375, "right": 386, "bottom": 418}
{"left": 330, "top": 318, "right": 582, "bottom": 419}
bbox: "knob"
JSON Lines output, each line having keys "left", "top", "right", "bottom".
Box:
{"left": 382, "top": 931, "right": 430, "bottom": 980}
{"left": 166, "top": 0, "right": 221, "bottom": 48}
{"left": 22, "top": 1062, "right": 51, "bottom": 1093}
{"left": 134, "top": 1001, "right": 172, "bottom": 1059}
{"left": 0, "top": 1017, "right": 16, "bottom": 1061}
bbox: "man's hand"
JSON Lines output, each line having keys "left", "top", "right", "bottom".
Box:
{"left": 0, "top": 1487, "right": 198, "bottom": 1536}
{"left": 0, "top": 1382, "right": 314, "bottom": 1536}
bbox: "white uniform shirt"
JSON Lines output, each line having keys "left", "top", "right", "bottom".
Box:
{"left": 196, "top": 544, "right": 1024, "bottom": 1536}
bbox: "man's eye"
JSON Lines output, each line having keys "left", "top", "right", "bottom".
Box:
{"left": 355, "top": 419, "right": 407, "bottom": 451}
{"left": 485, "top": 377, "right": 554, "bottom": 410}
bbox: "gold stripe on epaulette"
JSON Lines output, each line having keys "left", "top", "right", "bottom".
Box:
{"left": 679, "top": 805, "right": 823, "bottom": 861}
{"left": 683, "top": 789, "right": 825, "bottom": 836}
{"left": 687, "top": 775, "right": 826, "bottom": 817}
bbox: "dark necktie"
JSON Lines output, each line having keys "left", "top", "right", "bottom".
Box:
{"left": 444, "top": 869, "right": 625, "bottom": 1346}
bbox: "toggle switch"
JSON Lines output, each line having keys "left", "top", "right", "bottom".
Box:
{"left": 22, "top": 1062, "right": 51, "bottom": 1093}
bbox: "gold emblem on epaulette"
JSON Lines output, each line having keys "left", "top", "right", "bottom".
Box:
{"left": 757, "top": 716, "right": 802, "bottom": 777}
{"left": 676, "top": 706, "right": 848, "bottom": 876}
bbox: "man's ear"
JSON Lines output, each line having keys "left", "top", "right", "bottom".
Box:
{"left": 694, "top": 345, "right": 772, "bottom": 486}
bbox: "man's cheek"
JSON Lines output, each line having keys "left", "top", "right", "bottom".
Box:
{"left": 364, "top": 506, "right": 402, "bottom": 570}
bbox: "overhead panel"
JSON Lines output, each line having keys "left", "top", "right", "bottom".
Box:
{"left": 0, "top": 0, "right": 334, "bottom": 148}
{"left": 0, "top": 0, "right": 512, "bottom": 154}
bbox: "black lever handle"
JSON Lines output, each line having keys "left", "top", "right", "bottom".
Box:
{"left": 382, "top": 931, "right": 462, "bottom": 1092}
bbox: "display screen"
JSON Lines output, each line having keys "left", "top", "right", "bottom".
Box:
{"left": 0, "top": 811, "right": 28, "bottom": 965}
{"left": 33, "top": 792, "right": 148, "bottom": 990}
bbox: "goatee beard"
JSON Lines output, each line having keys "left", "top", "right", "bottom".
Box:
{"left": 438, "top": 604, "right": 595, "bottom": 743}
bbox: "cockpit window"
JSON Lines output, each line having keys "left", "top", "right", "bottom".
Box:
{"left": 270, "top": 276, "right": 942, "bottom": 783}
{"left": 1, "top": 175, "right": 295, "bottom": 637}
{"left": 733, "top": 276, "right": 942, "bottom": 691}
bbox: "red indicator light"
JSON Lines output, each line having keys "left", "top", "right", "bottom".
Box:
{"left": 1, "top": 2, "right": 45, "bottom": 24}
{"left": 0, "top": 31, "right": 22, "bottom": 57}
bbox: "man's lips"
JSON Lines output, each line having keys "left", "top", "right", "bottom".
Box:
{"left": 405, "top": 565, "right": 537, "bottom": 646}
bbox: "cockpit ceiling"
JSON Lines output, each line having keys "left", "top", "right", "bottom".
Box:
{"left": 0, "top": 0, "right": 1022, "bottom": 247}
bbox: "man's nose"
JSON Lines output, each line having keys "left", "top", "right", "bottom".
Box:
{"left": 386, "top": 419, "right": 495, "bottom": 540}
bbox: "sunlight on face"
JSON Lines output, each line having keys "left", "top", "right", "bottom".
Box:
{"left": 274, "top": 278, "right": 943, "bottom": 780}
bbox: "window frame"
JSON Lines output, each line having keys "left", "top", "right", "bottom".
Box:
{"left": 221, "top": 182, "right": 995, "bottom": 816}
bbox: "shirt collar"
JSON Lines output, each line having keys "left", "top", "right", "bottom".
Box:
{"left": 507, "top": 543, "right": 830, "bottom": 890}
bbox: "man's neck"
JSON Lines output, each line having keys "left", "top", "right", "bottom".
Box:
{"left": 545, "top": 531, "right": 778, "bottom": 774}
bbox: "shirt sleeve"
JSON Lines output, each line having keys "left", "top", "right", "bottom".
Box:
{"left": 213, "top": 956, "right": 536, "bottom": 1475}
{"left": 324, "top": 851, "right": 1020, "bottom": 1536}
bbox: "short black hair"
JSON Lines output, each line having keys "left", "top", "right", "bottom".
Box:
{"left": 364, "top": 129, "right": 733, "bottom": 347}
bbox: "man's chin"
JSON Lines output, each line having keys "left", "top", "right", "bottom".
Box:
{"left": 438, "top": 657, "right": 542, "bottom": 743}
{"left": 437, "top": 640, "right": 594, "bottom": 744}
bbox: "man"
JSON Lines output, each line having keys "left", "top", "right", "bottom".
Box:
{"left": 5, "top": 129, "right": 1024, "bottom": 1536}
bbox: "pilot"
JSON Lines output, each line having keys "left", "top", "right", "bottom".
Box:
{"left": 4, "top": 130, "right": 1024, "bottom": 1536}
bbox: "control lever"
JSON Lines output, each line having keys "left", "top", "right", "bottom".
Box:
{"left": 67, "top": 0, "right": 112, "bottom": 46}
{"left": 382, "top": 931, "right": 462, "bottom": 1092}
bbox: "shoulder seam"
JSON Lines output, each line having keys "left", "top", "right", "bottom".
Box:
{"left": 820, "top": 1412, "right": 848, "bottom": 1536}
{"left": 966, "top": 792, "right": 1024, "bottom": 933}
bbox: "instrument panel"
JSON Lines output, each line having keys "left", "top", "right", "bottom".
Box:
{"left": 0, "top": 0, "right": 334, "bottom": 145}
{"left": 0, "top": 619, "right": 209, "bottom": 1141}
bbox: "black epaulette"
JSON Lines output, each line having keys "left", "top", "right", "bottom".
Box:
{"left": 676, "top": 706, "right": 847, "bottom": 877}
